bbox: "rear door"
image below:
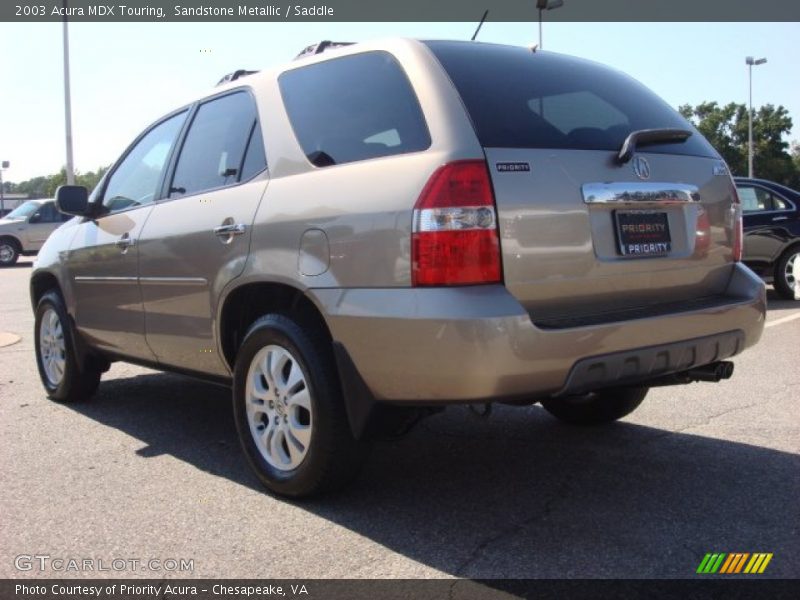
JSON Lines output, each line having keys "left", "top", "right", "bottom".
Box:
{"left": 137, "top": 90, "right": 268, "bottom": 376}
{"left": 739, "top": 182, "right": 796, "bottom": 265}
{"left": 426, "top": 42, "right": 737, "bottom": 321}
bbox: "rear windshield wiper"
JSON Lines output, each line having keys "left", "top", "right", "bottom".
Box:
{"left": 616, "top": 128, "right": 692, "bottom": 164}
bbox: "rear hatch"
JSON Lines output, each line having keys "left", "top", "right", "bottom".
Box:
{"left": 425, "top": 41, "right": 738, "bottom": 324}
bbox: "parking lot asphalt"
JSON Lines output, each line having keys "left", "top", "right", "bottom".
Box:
{"left": 1, "top": 257, "right": 798, "bottom": 580}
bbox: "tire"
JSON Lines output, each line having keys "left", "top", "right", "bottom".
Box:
{"left": 0, "top": 238, "right": 20, "bottom": 266}
{"left": 540, "top": 387, "right": 648, "bottom": 425}
{"left": 774, "top": 246, "right": 800, "bottom": 301}
{"left": 34, "top": 290, "right": 102, "bottom": 402}
{"left": 232, "top": 313, "right": 366, "bottom": 498}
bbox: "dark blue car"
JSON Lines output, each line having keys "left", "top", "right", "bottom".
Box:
{"left": 735, "top": 177, "right": 800, "bottom": 300}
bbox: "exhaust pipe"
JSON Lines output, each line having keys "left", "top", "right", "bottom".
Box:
{"left": 648, "top": 361, "right": 735, "bottom": 387}
{"left": 686, "top": 361, "right": 735, "bottom": 382}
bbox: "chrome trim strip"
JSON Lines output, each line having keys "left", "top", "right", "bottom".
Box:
{"left": 582, "top": 182, "right": 700, "bottom": 204}
{"left": 74, "top": 276, "right": 207, "bottom": 286}
{"left": 74, "top": 276, "right": 138, "bottom": 283}
{"left": 139, "top": 277, "right": 208, "bottom": 286}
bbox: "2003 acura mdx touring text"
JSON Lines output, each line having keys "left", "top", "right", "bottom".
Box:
{"left": 31, "top": 39, "right": 766, "bottom": 497}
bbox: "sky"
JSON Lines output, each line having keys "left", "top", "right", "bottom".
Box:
{"left": 0, "top": 21, "right": 798, "bottom": 183}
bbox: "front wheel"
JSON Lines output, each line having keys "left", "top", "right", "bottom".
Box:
{"left": 774, "top": 247, "right": 800, "bottom": 300}
{"left": 232, "top": 314, "right": 366, "bottom": 498}
{"left": 540, "top": 387, "right": 648, "bottom": 425}
{"left": 0, "top": 239, "right": 20, "bottom": 266}
{"left": 34, "top": 291, "right": 102, "bottom": 402}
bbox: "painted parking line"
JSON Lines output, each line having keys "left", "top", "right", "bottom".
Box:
{"left": 765, "top": 312, "right": 800, "bottom": 328}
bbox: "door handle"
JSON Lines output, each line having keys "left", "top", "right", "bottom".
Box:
{"left": 772, "top": 216, "right": 788, "bottom": 222}
{"left": 114, "top": 234, "right": 135, "bottom": 249}
{"left": 213, "top": 223, "right": 247, "bottom": 237}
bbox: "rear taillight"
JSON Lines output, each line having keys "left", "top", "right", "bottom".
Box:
{"left": 411, "top": 160, "right": 501, "bottom": 286}
{"left": 730, "top": 182, "right": 743, "bottom": 262}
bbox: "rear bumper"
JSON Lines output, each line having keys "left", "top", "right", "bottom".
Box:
{"left": 312, "top": 263, "right": 766, "bottom": 404}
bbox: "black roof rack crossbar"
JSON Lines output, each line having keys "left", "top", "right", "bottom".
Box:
{"left": 216, "top": 69, "right": 259, "bottom": 86}
{"left": 294, "top": 40, "right": 354, "bottom": 60}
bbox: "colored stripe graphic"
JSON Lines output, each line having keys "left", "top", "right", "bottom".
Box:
{"left": 699, "top": 552, "right": 773, "bottom": 574}
{"left": 744, "top": 553, "right": 774, "bottom": 574}
{"left": 697, "top": 553, "right": 727, "bottom": 573}
{"left": 720, "top": 553, "right": 749, "bottom": 573}
{"left": 719, "top": 554, "right": 736, "bottom": 573}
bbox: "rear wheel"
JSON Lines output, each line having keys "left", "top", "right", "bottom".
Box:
{"left": 774, "top": 247, "right": 800, "bottom": 300}
{"left": 541, "top": 387, "right": 648, "bottom": 425}
{"left": 232, "top": 313, "right": 366, "bottom": 498}
{"left": 34, "top": 291, "right": 102, "bottom": 402}
{"left": 0, "top": 238, "right": 20, "bottom": 266}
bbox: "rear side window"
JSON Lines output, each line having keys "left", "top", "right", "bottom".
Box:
{"left": 425, "top": 41, "right": 716, "bottom": 158}
{"left": 279, "top": 51, "right": 431, "bottom": 167}
{"left": 170, "top": 92, "right": 259, "bottom": 197}
{"left": 240, "top": 122, "right": 267, "bottom": 181}
{"left": 738, "top": 185, "right": 792, "bottom": 212}
{"left": 35, "top": 202, "right": 62, "bottom": 223}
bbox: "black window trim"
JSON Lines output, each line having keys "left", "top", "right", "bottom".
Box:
{"left": 160, "top": 87, "right": 268, "bottom": 204}
{"left": 237, "top": 120, "right": 268, "bottom": 184}
{"left": 738, "top": 182, "right": 796, "bottom": 215}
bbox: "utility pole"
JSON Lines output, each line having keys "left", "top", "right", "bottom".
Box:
{"left": 0, "top": 161, "right": 7, "bottom": 215}
{"left": 745, "top": 56, "right": 767, "bottom": 179}
{"left": 63, "top": 0, "right": 75, "bottom": 184}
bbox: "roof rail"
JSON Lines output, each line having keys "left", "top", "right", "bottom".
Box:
{"left": 294, "top": 40, "right": 354, "bottom": 60}
{"left": 216, "top": 69, "right": 259, "bottom": 86}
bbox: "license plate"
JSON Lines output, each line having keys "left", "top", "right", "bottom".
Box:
{"left": 615, "top": 211, "right": 671, "bottom": 257}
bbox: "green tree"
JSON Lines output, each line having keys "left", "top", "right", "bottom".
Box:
{"left": 10, "top": 166, "right": 110, "bottom": 199}
{"left": 680, "top": 102, "right": 799, "bottom": 186}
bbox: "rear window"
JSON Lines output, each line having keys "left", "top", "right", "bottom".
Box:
{"left": 425, "top": 41, "right": 716, "bottom": 158}
{"left": 278, "top": 51, "right": 431, "bottom": 168}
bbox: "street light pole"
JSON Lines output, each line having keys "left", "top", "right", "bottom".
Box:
{"left": 63, "top": 0, "right": 75, "bottom": 185}
{"left": 536, "top": 0, "right": 564, "bottom": 50}
{"left": 0, "top": 161, "right": 7, "bottom": 215}
{"left": 745, "top": 56, "right": 767, "bottom": 179}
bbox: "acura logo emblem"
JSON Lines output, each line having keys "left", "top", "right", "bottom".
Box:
{"left": 632, "top": 156, "right": 651, "bottom": 180}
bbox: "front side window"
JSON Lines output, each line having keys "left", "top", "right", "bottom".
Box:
{"left": 170, "top": 92, "right": 259, "bottom": 197}
{"left": 278, "top": 51, "right": 431, "bottom": 167}
{"left": 102, "top": 111, "right": 187, "bottom": 213}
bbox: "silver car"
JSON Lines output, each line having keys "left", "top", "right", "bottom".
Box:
{"left": 0, "top": 199, "right": 70, "bottom": 266}
{"left": 31, "top": 39, "right": 765, "bottom": 497}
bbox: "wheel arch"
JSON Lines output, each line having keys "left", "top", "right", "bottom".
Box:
{"left": 30, "top": 270, "right": 63, "bottom": 311}
{"left": 0, "top": 234, "right": 22, "bottom": 248}
{"left": 218, "top": 280, "right": 333, "bottom": 373}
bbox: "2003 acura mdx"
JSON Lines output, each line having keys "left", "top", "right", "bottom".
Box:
{"left": 31, "top": 39, "right": 766, "bottom": 497}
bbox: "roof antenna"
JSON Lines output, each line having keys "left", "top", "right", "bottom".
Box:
{"left": 471, "top": 10, "right": 488, "bottom": 41}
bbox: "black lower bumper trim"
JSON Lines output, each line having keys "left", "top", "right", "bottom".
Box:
{"left": 558, "top": 330, "right": 745, "bottom": 395}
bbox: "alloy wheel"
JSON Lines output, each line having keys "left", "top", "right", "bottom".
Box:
{"left": 244, "top": 344, "right": 313, "bottom": 471}
{"left": 39, "top": 308, "right": 66, "bottom": 386}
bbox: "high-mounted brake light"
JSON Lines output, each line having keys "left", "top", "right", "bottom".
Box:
{"left": 411, "top": 160, "right": 502, "bottom": 286}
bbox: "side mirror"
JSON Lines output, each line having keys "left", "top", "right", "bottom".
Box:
{"left": 55, "top": 185, "right": 91, "bottom": 217}
{"left": 29, "top": 213, "right": 41, "bottom": 223}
